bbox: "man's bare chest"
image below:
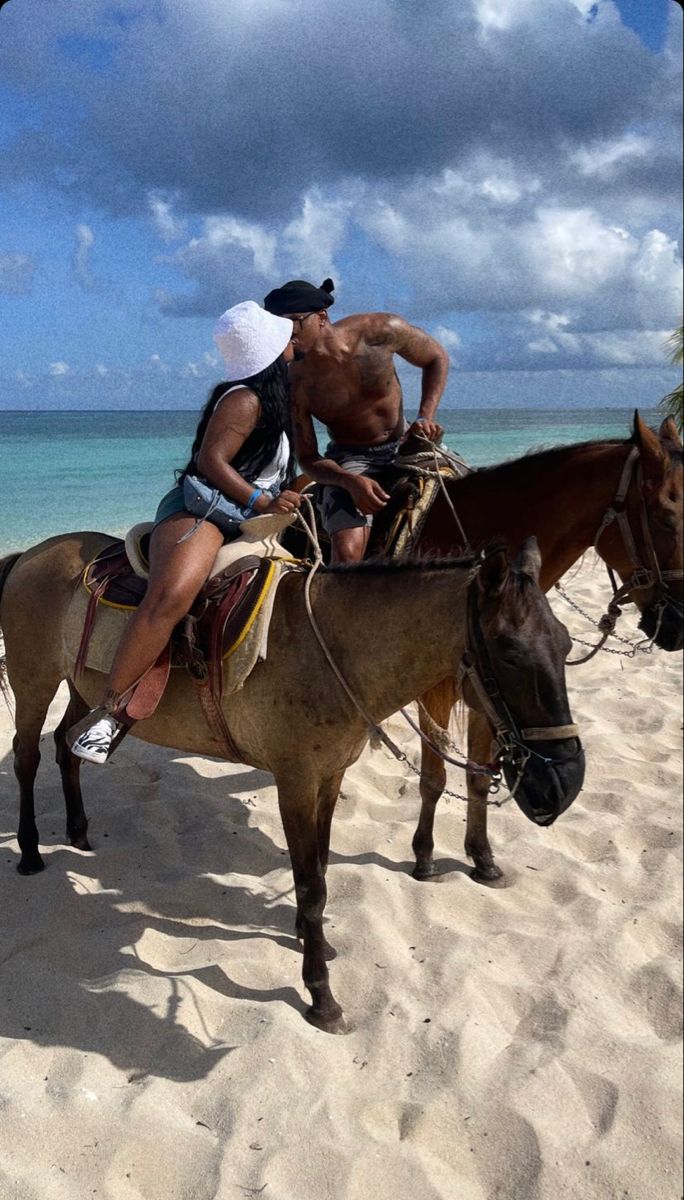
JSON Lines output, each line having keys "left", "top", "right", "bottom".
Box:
{"left": 305, "top": 347, "right": 399, "bottom": 411}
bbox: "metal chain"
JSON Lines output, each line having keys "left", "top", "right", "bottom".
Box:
{"left": 554, "top": 581, "right": 656, "bottom": 658}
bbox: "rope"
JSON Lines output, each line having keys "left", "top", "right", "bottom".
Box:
{"left": 397, "top": 433, "right": 472, "bottom": 551}
{"left": 293, "top": 498, "right": 502, "bottom": 802}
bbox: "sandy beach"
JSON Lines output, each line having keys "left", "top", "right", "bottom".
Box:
{"left": 0, "top": 556, "right": 681, "bottom": 1200}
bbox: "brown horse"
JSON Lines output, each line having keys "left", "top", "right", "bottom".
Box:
{"left": 0, "top": 539, "right": 583, "bottom": 1030}
{"left": 399, "top": 411, "right": 683, "bottom": 884}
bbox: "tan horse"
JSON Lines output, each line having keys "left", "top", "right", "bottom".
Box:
{"left": 390, "top": 413, "right": 683, "bottom": 885}
{"left": 0, "top": 539, "right": 582, "bottom": 1030}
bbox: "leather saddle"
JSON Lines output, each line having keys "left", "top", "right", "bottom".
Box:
{"left": 73, "top": 512, "right": 299, "bottom": 729}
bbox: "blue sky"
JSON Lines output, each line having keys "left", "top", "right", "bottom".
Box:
{"left": 0, "top": 0, "right": 681, "bottom": 410}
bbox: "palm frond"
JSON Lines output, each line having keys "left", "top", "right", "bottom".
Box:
{"left": 658, "top": 325, "right": 683, "bottom": 434}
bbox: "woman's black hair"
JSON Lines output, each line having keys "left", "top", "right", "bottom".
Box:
{"left": 177, "top": 355, "right": 294, "bottom": 487}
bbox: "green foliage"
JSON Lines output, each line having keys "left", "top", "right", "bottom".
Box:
{"left": 659, "top": 325, "right": 683, "bottom": 434}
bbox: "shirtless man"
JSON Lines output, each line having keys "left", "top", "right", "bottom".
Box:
{"left": 264, "top": 278, "right": 449, "bottom": 562}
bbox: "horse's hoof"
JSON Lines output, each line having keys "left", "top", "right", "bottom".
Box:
{"left": 305, "top": 1006, "right": 348, "bottom": 1035}
{"left": 17, "top": 854, "right": 45, "bottom": 876}
{"left": 412, "top": 861, "right": 444, "bottom": 881}
{"left": 70, "top": 835, "right": 92, "bottom": 852}
{"left": 323, "top": 941, "right": 337, "bottom": 962}
{"left": 470, "top": 864, "right": 507, "bottom": 888}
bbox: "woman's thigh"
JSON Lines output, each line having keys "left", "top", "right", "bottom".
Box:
{"left": 146, "top": 515, "right": 224, "bottom": 608}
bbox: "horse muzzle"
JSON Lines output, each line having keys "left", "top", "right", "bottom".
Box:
{"left": 638, "top": 598, "right": 684, "bottom": 652}
{"left": 503, "top": 736, "right": 585, "bottom": 827}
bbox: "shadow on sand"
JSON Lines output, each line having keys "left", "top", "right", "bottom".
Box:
{"left": 0, "top": 729, "right": 470, "bottom": 1079}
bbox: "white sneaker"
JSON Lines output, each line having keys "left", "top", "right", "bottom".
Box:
{"left": 70, "top": 714, "right": 121, "bottom": 765}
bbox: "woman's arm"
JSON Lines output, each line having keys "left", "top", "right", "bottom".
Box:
{"left": 195, "top": 386, "right": 299, "bottom": 515}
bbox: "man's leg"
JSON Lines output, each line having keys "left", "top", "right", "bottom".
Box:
{"left": 330, "top": 525, "right": 370, "bottom": 564}
{"left": 318, "top": 484, "right": 371, "bottom": 564}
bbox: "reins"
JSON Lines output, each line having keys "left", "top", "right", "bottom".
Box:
{"left": 457, "top": 578, "right": 581, "bottom": 797}
{"left": 411, "top": 435, "right": 682, "bottom": 667}
{"left": 295, "top": 498, "right": 576, "bottom": 804}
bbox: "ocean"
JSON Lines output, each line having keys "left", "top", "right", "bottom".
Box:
{"left": 0, "top": 407, "right": 658, "bottom": 555}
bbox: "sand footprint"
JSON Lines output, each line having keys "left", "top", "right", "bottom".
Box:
{"left": 629, "top": 959, "right": 683, "bottom": 1042}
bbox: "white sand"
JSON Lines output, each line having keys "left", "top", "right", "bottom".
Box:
{"left": 0, "top": 558, "right": 681, "bottom": 1200}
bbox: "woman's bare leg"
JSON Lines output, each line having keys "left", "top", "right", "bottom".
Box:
{"left": 106, "top": 514, "right": 224, "bottom": 697}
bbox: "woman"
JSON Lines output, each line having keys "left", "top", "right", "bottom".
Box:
{"left": 70, "top": 300, "right": 301, "bottom": 764}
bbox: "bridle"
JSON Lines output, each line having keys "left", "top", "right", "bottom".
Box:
{"left": 458, "top": 571, "right": 581, "bottom": 795}
{"left": 295, "top": 503, "right": 578, "bottom": 793}
{"left": 567, "top": 444, "right": 684, "bottom": 665}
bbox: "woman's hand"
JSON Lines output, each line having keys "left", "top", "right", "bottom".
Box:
{"left": 262, "top": 489, "right": 302, "bottom": 515}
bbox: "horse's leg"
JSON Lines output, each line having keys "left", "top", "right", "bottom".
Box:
{"left": 13, "top": 682, "right": 61, "bottom": 875}
{"left": 465, "top": 710, "right": 504, "bottom": 886}
{"left": 316, "top": 770, "right": 344, "bottom": 875}
{"left": 294, "top": 769, "right": 344, "bottom": 962}
{"left": 276, "top": 776, "right": 345, "bottom": 1034}
{"left": 411, "top": 679, "right": 456, "bottom": 880}
{"left": 53, "top": 682, "right": 91, "bottom": 852}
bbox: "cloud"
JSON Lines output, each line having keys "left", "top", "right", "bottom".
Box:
{"left": 0, "top": 0, "right": 676, "bottom": 224}
{"left": 571, "top": 132, "right": 651, "bottom": 177}
{"left": 0, "top": 0, "right": 680, "bottom": 383}
{"left": 157, "top": 191, "right": 348, "bottom": 316}
{"left": 0, "top": 252, "right": 36, "bottom": 294}
{"left": 525, "top": 312, "right": 674, "bottom": 366}
{"left": 71, "top": 223, "right": 96, "bottom": 290}
{"left": 148, "top": 191, "right": 186, "bottom": 243}
{"left": 49, "top": 360, "right": 71, "bottom": 376}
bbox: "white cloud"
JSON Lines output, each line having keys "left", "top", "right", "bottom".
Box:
{"left": 281, "top": 191, "right": 349, "bottom": 281}
{"left": 49, "top": 361, "right": 70, "bottom": 376}
{"left": 435, "top": 325, "right": 462, "bottom": 351}
{"left": 72, "top": 223, "right": 96, "bottom": 290}
{"left": 525, "top": 311, "right": 675, "bottom": 366}
{"left": 572, "top": 132, "right": 651, "bottom": 177}
{"left": 148, "top": 192, "right": 186, "bottom": 243}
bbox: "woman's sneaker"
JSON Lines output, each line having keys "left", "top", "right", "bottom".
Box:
{"left": 70, "top": 713, "right": 122, "bottom": 765}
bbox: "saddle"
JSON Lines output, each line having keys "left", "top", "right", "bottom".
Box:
{"left": 285, "top": 434, "right": 470, "bottom": 562}
{"left": 66, "top": 512, "right": 301, "bottom": 754}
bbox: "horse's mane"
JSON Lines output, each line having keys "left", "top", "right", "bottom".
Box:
{"left": 468, "top": 433, "right": 681, "bottom": 479}
{"left": 322, "top": 554, "right": 478, "bottom": 575}
{"left": 470, "top": 437, "right": 626, "bottom": 479}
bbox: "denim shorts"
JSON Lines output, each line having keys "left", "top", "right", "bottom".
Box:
{"left": 154, "top": 484, "right": 275, "bottom": 539}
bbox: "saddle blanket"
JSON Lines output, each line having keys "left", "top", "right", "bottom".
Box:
{"left": 63, "top": 541, "right": 289, "bottom": 698}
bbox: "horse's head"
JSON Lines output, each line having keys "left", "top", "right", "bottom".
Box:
{"left": 462, "top": 539, "right": 584, "bottom": 826}
{"left": 603, "top": 413, "right": 683, "bottom": 652}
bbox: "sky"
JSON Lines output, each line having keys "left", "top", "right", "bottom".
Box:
{"left": 0, "top": 0, "right": 682, "bottom": 410}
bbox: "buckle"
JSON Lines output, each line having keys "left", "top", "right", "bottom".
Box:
{"left": 628, "top": 568, "right": 654, "bottom": 592}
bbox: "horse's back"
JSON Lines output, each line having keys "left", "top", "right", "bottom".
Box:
{"left": 0, "top": 531, "right": 117, "bottom": 676}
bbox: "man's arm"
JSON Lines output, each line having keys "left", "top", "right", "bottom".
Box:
{"left": 291, "top": 377, "right": 389, "bottom": 514}
{"left": 374, "top": 315, "right": 449, "bottom": 441}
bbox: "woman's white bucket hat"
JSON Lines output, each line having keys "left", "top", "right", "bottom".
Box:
{"left": 213, "top": 301, "right": 293, "bottom": 378}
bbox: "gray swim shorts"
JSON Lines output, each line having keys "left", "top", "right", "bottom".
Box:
{"left": 317, "top": 439, "right": 400, "bottom": 535}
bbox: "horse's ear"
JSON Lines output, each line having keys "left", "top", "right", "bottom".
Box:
{"left": 515, "top": 536, "right": 542, "bottom": 583}
{"left": 478, "top": 545, "right": 510, "bottom": 599}
{"left": 658, "top": 415, "right": 683, "bottom": 453}
{"left": 633, "top": 409, "right": 666, "bottom": 484}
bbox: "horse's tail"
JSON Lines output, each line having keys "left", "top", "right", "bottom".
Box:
{"left": 0, "top": 553, "right": 22, "bottom": 707}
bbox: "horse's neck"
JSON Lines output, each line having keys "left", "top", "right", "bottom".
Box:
{"left": 444, "top": 442, "right": 631, "bottom": 588}
{"left": 313, "top": 568, "right": 469, "bottom": 720}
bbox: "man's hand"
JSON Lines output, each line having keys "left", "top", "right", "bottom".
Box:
{"left": 347, "top": 475, "right": 390, "bottom": 515}
{"left": 407, "top": 418, "right": 444, "bottom": 443}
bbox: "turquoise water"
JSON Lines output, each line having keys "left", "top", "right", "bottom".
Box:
{"left": 0, "top": 407, "right": 657, "bottom": 555}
